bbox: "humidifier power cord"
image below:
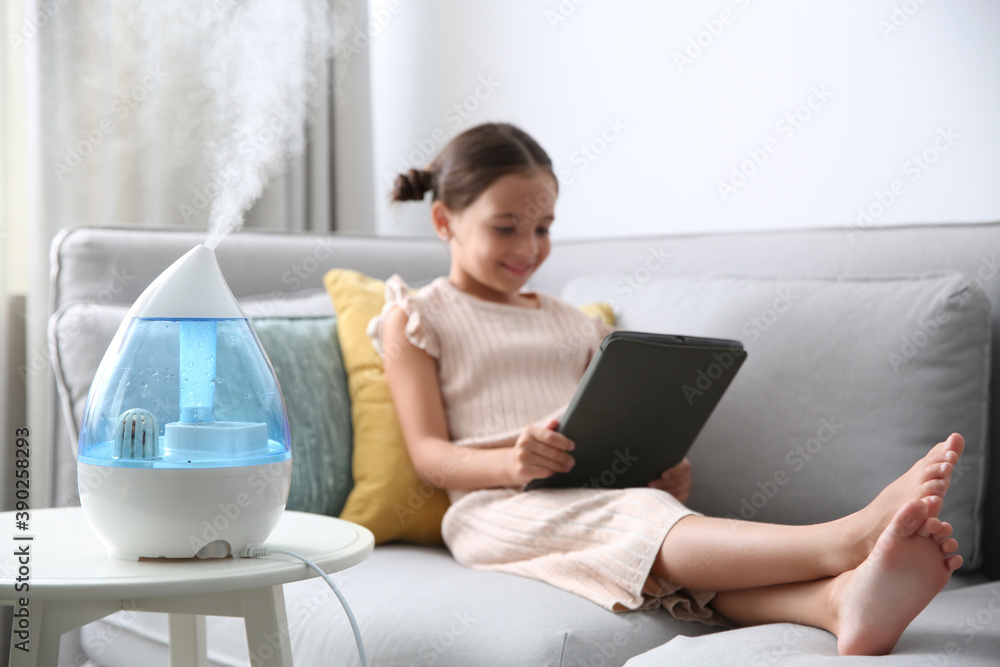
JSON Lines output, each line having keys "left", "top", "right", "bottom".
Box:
{"left": 245, "top": 546, "right": 368, "bottom": 667}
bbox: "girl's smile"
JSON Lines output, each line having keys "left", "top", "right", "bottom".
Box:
{"left": 501, "top": 262, "right": 532, "bottom": 277}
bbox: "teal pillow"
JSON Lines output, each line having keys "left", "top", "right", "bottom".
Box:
{"left": 251, "top": 316, "right": 353, "bottom": 516}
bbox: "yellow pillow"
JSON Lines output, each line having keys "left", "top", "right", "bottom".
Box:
{"left": 324, "top": 268, "right": 617, "bottom": 545}
{"left": 324, "top": 269, "right": 450, "bottom": 544}
{"left": 579, "top": 301, "right": 615, "bottom": 328}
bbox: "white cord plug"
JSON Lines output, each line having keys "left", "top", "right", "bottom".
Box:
{"left": 244, "top": 544, "right": 368, "bottom": 667}
{"left": 243, "top": 544, "right": 269, "bottom": 558}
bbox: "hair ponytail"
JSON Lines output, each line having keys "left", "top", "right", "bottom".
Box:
{"left": 389, "top": 123, "right": 556, "bottom": 212}
{"left": 391, "top": 168, "right": 436, "bottom": 202}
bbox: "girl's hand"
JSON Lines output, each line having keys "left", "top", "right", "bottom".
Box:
{"left": 508, "top": 419, "right": 575, "bottom": 487}
{"left": 647, "top": 457, "right": 692, "bottom": 503}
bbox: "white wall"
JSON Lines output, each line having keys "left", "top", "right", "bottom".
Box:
{"left": 367, "top": 0, "right": 1000, "bottom": 240}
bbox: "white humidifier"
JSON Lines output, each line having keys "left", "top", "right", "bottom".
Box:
{"left": 77, "top": 245, "right": 292, "bottom": 560}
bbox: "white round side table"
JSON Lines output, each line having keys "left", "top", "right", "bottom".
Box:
{"left": 0, "top": 507, "right": 374, "bottom": 667}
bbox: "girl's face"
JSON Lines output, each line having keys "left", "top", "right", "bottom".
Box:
{"left": 433, "top": 170, "right": 557, "bottom": 305}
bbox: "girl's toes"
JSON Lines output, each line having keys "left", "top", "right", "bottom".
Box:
{"left": 922, "top": 494, "right": 943, "bottom": 517}
{"left": 946, "top": 554, "right": 964, "bottom": 572}
{"left": 923, "top": 479, "right": 948, "bottom": 497}
{"left": 935, "top": 521, "right": 954, "bottom": 541}
{"left": 947, "top": 433, "right": 966, "bottom": 457}
{"left": 923, "top": 461, "right": 953, "bottom": 481}
{"left": 941, "top": 537, "right": 959, "bottom": 555}
{"left": 917, "top": 516, "right": 942, "bottom": 538}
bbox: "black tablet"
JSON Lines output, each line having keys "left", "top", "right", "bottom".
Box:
{"left": 525, "top": 331, "right": 746, "bottom": 491}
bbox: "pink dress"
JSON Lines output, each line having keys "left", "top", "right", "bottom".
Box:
{"left": 368, "top": 275, "right": 719, "bottom": 621}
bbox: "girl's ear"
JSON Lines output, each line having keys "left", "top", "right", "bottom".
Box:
{"left": 431, "top": 201, "right": 453, "bottom": 241}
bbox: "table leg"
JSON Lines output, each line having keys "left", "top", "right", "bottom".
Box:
{"left": 168, "top": 614, "right": 208, "bottom": 667}
{"left": 241, "top": 585, "right": 293, "bottom": 667}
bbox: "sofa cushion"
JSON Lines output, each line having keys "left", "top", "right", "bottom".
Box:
{"left": 624, "top": 580, "right": 1000, "bottom": 665}
{"left": 248, "top": 317, "right": 353, "bottom": 516}
{"left": 49, "top": 294, "right": 351, "bottom": 516}
{"left": 561, "top": 272, "right": 991, "bottom": 569}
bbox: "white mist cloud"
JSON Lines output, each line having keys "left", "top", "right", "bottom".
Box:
{"left": 135, "top": 0, "right": 333, "bottom": 248}
{"left": 194, "top": 0, "right": 333, "bottom": 249}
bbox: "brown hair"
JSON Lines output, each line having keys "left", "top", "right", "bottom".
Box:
{"left": 391, "top": 123, "right": 556, "bottom": 212}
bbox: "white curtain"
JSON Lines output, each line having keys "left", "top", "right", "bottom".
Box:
{"left": 39, "top": 0, "right": 335, "bottom": 236}
{"left": 14, "top": 0, "right": 342, "bottom": 508}
{"left": 2, "top": 1, "right": 34, "bottom": 520}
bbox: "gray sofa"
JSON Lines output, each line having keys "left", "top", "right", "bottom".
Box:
{"left": 46, "top": 223, "right": 1000, "bottom": 665}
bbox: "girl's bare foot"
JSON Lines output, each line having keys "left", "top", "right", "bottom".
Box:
{"left": 831, "top": 500, "right": 962, "bottom": 656}
{"left": 839, "top": 433, "right": 963, "bottom": 570}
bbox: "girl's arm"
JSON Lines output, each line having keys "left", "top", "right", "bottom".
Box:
{"left": 381, "top": 305, "right": 575, "bottom": 492}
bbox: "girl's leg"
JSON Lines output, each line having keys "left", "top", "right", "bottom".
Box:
{"left": 713, "top": 577, "right": 836, "bottom": 636}
{"left": 709, "top": 500, "right": 962, "bottom": 656}
{"left": 653, "top": 514, "right": 859, "bottom": 591}
{"left": 652, "top": 433, "right": 962, "bottom": 592}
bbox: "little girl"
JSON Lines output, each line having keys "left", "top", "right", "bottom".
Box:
{"left": 368, "top": 122, "right": 965, "bottom": 656}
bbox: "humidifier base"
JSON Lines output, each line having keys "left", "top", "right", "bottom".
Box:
{"left": 78, "top": 459, "right": 291, "bottom": 560}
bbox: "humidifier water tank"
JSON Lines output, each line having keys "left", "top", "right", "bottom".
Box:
{"left": 77, "top": 245, "right": 292, "bottom": 560}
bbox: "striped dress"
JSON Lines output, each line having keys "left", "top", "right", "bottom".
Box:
{"left": 368, "top": 275, "right": 719, "bottom": 621}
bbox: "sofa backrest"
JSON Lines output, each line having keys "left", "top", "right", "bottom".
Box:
{"left": 48, "top": 222, "right": 1000, "bottom": 576}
